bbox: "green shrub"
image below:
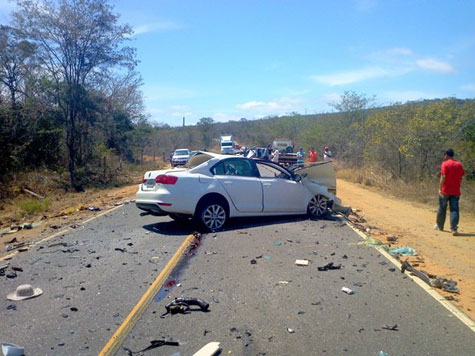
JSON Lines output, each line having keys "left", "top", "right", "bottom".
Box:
{"left": 17, "top": 198, "right": 51, "bottom": 216}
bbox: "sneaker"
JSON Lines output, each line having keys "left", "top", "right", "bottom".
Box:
{"left": 433, "top": 224, "right": 442, "bottom": 231}
{"left": 451, "top": 230, "right": 458, "bottom": 236}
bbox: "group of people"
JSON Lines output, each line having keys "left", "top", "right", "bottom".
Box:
{"left": 294, "top": 146, "right": 332, "bottom": 166}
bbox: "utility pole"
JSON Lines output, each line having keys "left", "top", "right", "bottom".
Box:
{"left": 183, "top": 117, "right": 185, "bottom": 127}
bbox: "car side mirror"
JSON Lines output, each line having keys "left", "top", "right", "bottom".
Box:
{"left": 293, "top": 174, "right": 302, "bottom": 182}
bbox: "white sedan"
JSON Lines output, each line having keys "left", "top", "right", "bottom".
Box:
{"left": 136, "top": 152, "right": 340, "bottom": 231}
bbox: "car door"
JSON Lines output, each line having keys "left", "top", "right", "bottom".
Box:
{"left": 212, "top": 158, "right": 263, "bottom": 212}
{"left": 256, "top": 162, "right": 307, "bottom": 212}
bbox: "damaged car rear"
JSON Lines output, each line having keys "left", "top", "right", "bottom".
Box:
{"left": 136, "top": 152, "right": 341, "bottom": 231}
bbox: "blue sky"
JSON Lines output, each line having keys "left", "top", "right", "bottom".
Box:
{"left": 1, "top": 0, "right": 474, "bottom": 126}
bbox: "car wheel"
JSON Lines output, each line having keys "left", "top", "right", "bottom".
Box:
{"left": 198, "top": 201, "right": 227, "bottom": 232}
{"left": 169, "top": 213, "right": 190, "bottom": 222}
{"left": 307, "top": 194, "right": 329, "bottom": 218}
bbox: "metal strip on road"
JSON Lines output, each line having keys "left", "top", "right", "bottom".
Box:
{"left": 345, "top": 219, "right": 475, "bottom": 333}
{"left": 98, "top": 232, "right": 197, "bottom": 356}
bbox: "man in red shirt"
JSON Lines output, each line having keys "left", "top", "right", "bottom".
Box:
{"left": 435, "top": 149, "right": 465, "bottom": 235}
{"left": 308, "top": 147, "right": 317, "bottom": 163}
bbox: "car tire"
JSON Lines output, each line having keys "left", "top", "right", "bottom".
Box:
{"left": 169, "top": 213, "right": 190, "bottom": 222}
{"left": 196, "top": 200, "right": 228, "bottom": 232}
{"left": 307, "top": 194, "right": 329, "bottom": 218}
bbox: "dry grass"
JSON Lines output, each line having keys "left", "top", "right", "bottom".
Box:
{"left": 337, "top": 166, "right": 475, "bottom": 214}
{"left": 0, "top": 160, "right": 165, "bottom": 227}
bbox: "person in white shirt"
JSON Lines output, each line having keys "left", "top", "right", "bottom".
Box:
{"left": 271, "top": 149, "right": 280, "bottom": 163}
{"left": 323, "top": 146, "right": 332, "bottom": 162}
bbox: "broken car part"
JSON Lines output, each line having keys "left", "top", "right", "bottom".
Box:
{"left": 161, "top": 298, "right": 209, "bottom": 317}
{"left": 122, "top": 340, "right": 179, "bottom": 355}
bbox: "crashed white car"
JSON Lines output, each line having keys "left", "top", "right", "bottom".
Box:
{"left": 136, "top": 152, "right": 340, "bottom": 231}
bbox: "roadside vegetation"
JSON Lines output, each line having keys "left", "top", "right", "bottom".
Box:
{"left": 1, "top": 1, "right": 473, "bottom": 223}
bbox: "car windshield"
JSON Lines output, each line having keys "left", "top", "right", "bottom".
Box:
{"left": 221, "top": 142, "right": 233, "bottom": 146}
{"left": 175, "top": 150, "right": 189, "bottom": 156}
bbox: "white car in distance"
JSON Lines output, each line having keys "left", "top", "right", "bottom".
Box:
{"left": 171, "top": 148, "right": 191, "bottom": 167}
{"left": 136, "top": 152, "right": 340, "bottom": 231}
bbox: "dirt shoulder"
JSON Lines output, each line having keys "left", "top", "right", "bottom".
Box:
{"left": 0, "top": 184, "right": 138, "bottom": 258}
{"left": 337, "top": 179, "right": 475, "bottom": 321}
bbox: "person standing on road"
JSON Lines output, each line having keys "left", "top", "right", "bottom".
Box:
{"left": 323, "top": 146, "right": 332, "bottom": 162}
{"left": 434, "top": 149, "right": 465, "bottom": 236}
{"left": 271, "top": 149, "right": 280, "bottom": 163}
{"left": 296, "top": 147, "right": 305, "bottom": 166}
{"left": 308, "top": 147, "right": 317, "bottom": 163}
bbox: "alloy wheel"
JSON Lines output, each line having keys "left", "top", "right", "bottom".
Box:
{"left": 202, "top": 204, "right": 226, "bottom": 231}
{"left": 308, "top": 195, "right": 328, "bottom": 217}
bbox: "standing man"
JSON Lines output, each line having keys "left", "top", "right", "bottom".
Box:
{"left": 271, "top": 149, "right": 280, "bottom": 163}
{"left": 308, "top": 147, "right": 317, "bottom": 163}
{"left": 296, "top": 147, "right": 306, "bottom": 166}
{"left": 435, "top": 149, "right": 465, "bottom": 236}
{"left": 323, "top": 146, "right": 332, "bottom": 162}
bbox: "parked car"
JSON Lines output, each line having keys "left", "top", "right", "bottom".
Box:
{"left": 136, "top": 152, "right": 340, "bottom": 231}
{"left": 171, "top": 149, "right": 191, "bottom": 167}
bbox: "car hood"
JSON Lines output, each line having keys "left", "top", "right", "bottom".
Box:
{"left": 295, "top": 161, "right": 336, "bottom": 192}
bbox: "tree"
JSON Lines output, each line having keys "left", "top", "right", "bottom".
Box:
{"left": 13, "top": 0, "right": 137, "bottom": 190}
{"left": 197, "top": 117, "right": 214, "bottom": 149}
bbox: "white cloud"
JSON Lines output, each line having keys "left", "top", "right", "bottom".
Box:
{"left": 236, "top": 97, "right": 304, "bottom": 116}
{"left": 133, "top": 21, "right": 182, "bottom": 36}
{"left": 416, "top": 58, "right": 454, "bottom": 73}
{"left": 311, "top": 67, "right": 393, "bottom": 86}
{"left": 384, "top": 90, "right": 441, "bottom": 102}
{"left": 461, "top": 83, "right": 475, "bottom": 91}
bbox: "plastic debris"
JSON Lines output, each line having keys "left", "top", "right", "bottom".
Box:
{"left": 357, "top": 238, "right": 387, "bottom": 249}
{"left": 382, "top": 324, "right": 398, "bottom": 331}
{"left": 295, "top": 259, "right": 309, "bottom": 266}
{"left": 1, "top": 343, "right": 25, "bottom": 356}
{"left": 192, "top": 342, "right": 221, "bottom": 356}
{"left": 287, "top": 328, "right": 295, "bottom": 333}
{"left": 273, "top": 241, "right": 282, "bottom": 246}
{"left": 122, "top": 340, "right": 179, "bottom": 355}
{"left": 317, "top": 262, "right": 341, "bottom": 271}
{"left": 341, "top": 287, "right": 355, "bottom": 295}
{"left": 388, "top": 246, "right": 417, "bottom": 256}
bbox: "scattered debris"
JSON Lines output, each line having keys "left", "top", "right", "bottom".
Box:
{"left": 161, "top": 298, "right": 209, "bottom": 318}
{"left": 114, "top": 247, "right": 138, "bottom": 254}
{"left": 382, "top": 324, "right": 398, "bottom": 331}
{"left": 7, "top": 284, "right": 43, "bottom": 301}
{"left": 1, "top": 342, "right": 25, "bottom": 356}
{"left": 123, "top": 340, "right": 179, "bottom": 355}
{"left": 401, "top": 260, "right": 460, "bottom": 293}
{"left": 341, "top": 287, "right": 355, "bottom": 295}
{"left": 250, "top": 259, "right": 257, "bottom": 265}
{"left": 6, "top": 304, "right": 16, "bottom": 311}
{"left": 87, "top": 206, "right": 101, "bottom": 211}
{"left": 263, "top": 254, "right": 272, "bottom": 259}
{"left": 388, "top": 247, "right": 417, "bottom": 256}
{"left": 317, "top": 262, "right": 341, "bottom": 271}
{"left": 357, "top": 238, "right": 387, "bottom": 249}
{"left": 192, "top": 342, "right": 221, "bottom": 356}
{"left": 295, "top": 259, "right": 309, "bottom": 266}
{"left": 277, "top": 281, "right": 290, "bottom": 285}
{"left": 287, "top": 328, "right": 295, "bottom": 333}
{"left": 273, "top": 241, "right": 282, "bottom": 246}
{"left": 386, "top": 236, "right": 398, "bottom": 243}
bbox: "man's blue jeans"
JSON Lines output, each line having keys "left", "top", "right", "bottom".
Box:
{"left": 436, "top": 195, "right": 460, "bottom": 232}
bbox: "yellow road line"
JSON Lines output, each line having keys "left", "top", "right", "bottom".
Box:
{"left": 345, "top": 220, "right": 475, "bottom": 333}
{"left": 98, "top": 233, "right": 197, "bottom": 356}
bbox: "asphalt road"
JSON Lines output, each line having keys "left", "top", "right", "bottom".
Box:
{"left": 1, "top": 204, "right": 474, "bottom": 355}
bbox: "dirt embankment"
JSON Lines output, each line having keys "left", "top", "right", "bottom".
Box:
{"left": 337, "top": 179, "right": 475, "bottom": 321}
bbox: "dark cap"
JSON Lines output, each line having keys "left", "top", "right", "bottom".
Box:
{"left": 444, "top": 148, "right": 454, "bottom": 157}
